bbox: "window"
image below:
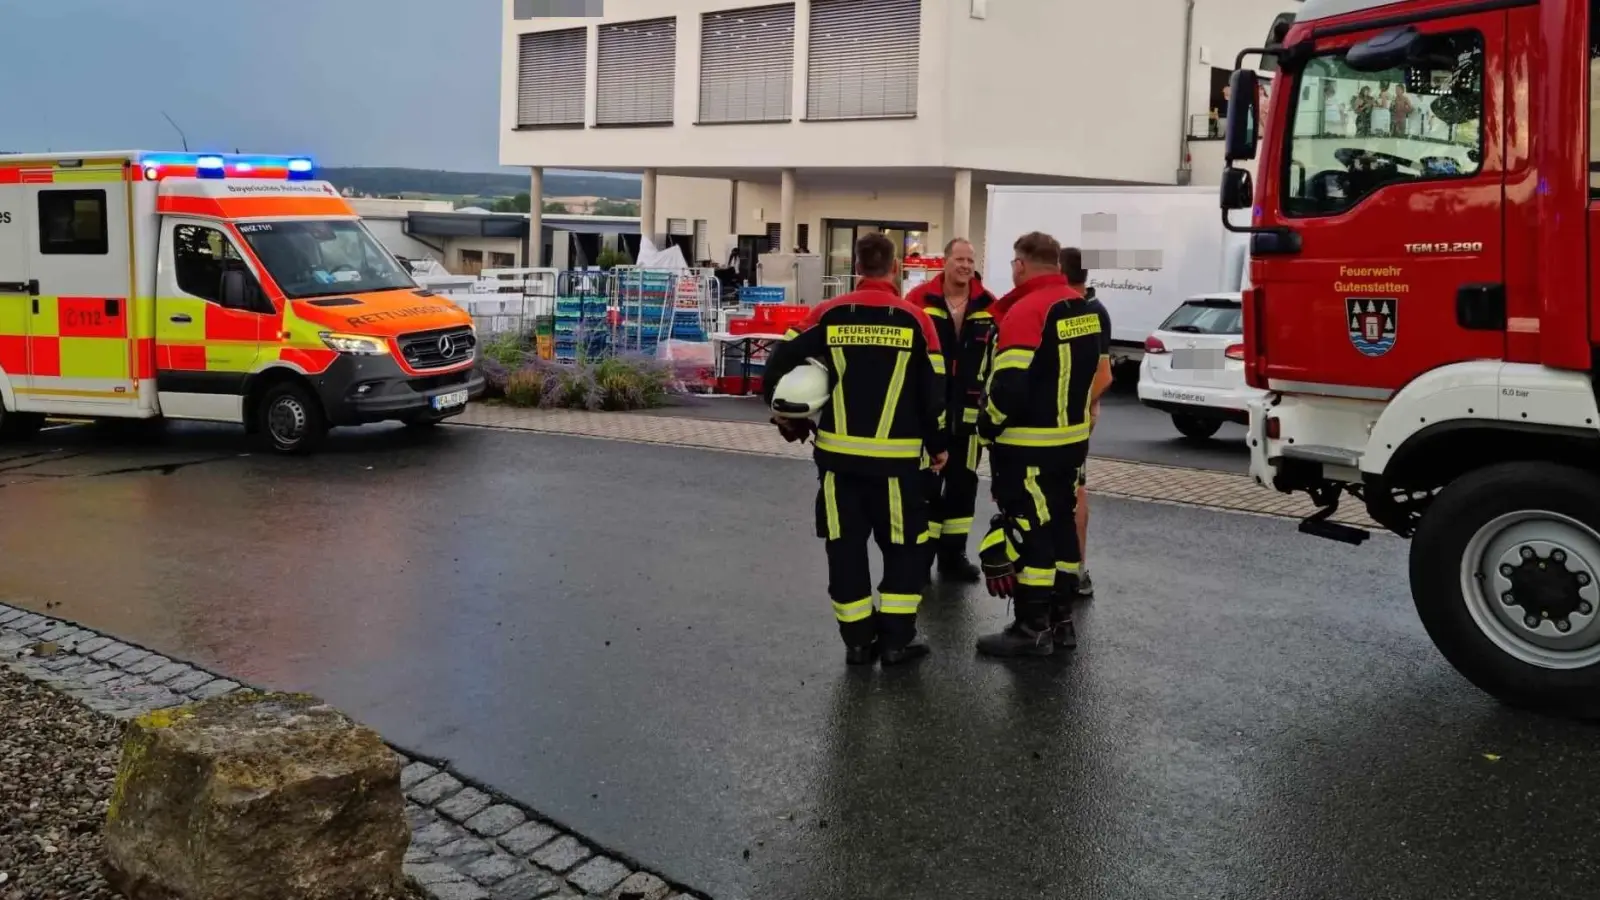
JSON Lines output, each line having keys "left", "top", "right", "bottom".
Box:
{"left": 667, "top": 218, "right": 691, "bottom": 236}
{"left": 1158, "top": 299, "right": 1243, "bottom": 336}
{"left": 172, "top": 224, "right": 265, "bottom": 310}
{"left": 699, "top": 4, "right": 795, "bottom": 124}
{"left": 459, "top": 249, "right": 485, "bottom": 276}
{"left": 807, "top": 0, "right": 920, "bottom": 121}
{"left": 597, "top": 18, "right": 676, "bottom": 125}
{"left": 517, "top": 28, "right": 586, "bottom": 128}
{"left": 1589, "top": 2, "right": 1600, "bottom": 196}
{"left": 38, "top": 190, "right": 107, "bottom": 255}
{"left": 236, "top": 220, "right": 414, "bottom": 299}
{"left": 1282, "top": 30, "right": 1484, "bottom": 217}
{"left": 490, "top": 252, "right": 517, "bottom": 269}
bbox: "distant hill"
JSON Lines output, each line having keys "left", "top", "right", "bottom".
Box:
{"left": 320, "top": 167, "right": 642, "bottom": 201}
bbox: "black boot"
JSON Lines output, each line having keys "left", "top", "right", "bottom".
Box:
{"left": 845, "top": 643, "right": 880, "bottom": 666}
{"left": 976, "top": 601, "right": 1054, "bottom": 659}
{"left": 878, "top": 615, "right": 930, "bottom": 666}
{"left": 842, "top": 616, "right": 878, "bottom": 667}
{"left": 1049, "top": 599, "right": 1078, "bottom": 649}
{"left": 937, "top": 540, "right": 982, "bottom": 583}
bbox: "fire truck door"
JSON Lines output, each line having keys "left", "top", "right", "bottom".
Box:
{"left": 1259, "top": 12, "right": 1506, "bottom": 398}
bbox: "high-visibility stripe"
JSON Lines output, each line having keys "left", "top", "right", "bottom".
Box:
{"left": 1018, "top": 567, "right": 1055, "bottom": 588}
{"left": 16, "top": 386, "right": 127, "bottom": 400}
{"left": 969, "top": 310, "right": 993, "bottom": 321}
{"left": 877, "top": 351, "right": 909, "bottom": 439}
{"left": 942, "top": 516, "right": 974, "bottom": 536}
{"left": 1024, "top": 466, "right": 1051, "bottom": 524}
{"left": 985, "top": 397, "right": 1006, "bottom": 427}
{"left": 880, "top": 593, "right": 921, "bottom": 615}
{"left": 994, "top": 348, "right": 1034, "bottom": 371}
{"left": 924, "top": 306, "right": 948, "bottom": 318}
{"left": 928, "top": 352, "right": 946, "bottom": 376}
{"left": 888, "top": 477, "right": 905, "bottom": 544}
{"left": 784, "top": 328, "right": 801, "bottom": 340}
{"left": 927, "top": 520, "right": 944, "bottom": 539}
{"left": 966, "top": 433, "right": 980, "bottom": 470}
{"left": 815, "top": 431, "right": 922, "bottom": 459}
{"left": 962, "top": 408, "right": 980, "bottom": 425}
{"left": 829, "top": 347, "right": 848, "bottom": 434}
{"left": 937, "top": 410, "right": 947, "bottom": 431}
{"left": 1056, "top": 561, "right": 1082, "bottom": 574}
{"left": 1058, "top": 343, "right": 1071, "bottom": 428}
{"left": 51, "top": 168, "right": 125, "bottom": 184}
{"left": 996, "top": 425, "right": 1090, "bottom": 448}
{"left": 833, "top": 596, "right": 873, "bottom": 623}
{"left": 823, "top": 471, "right": 842, "bottom": 540}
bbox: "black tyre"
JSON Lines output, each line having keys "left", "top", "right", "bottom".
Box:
{"left": 256, "top": 381, "right": 327, "bottom": 454}
{"left": 0, "top": 398, "right": 42, "bottom": 441}
{"left": 1410, "top": 461, "right": 1600, "bottom": 718}
{"left": 1171, "top": 413, "right": 1222, "bottom": 441}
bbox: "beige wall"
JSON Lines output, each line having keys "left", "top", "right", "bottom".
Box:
{"left": 654, "top": 175, "right": 734, "bottom": 257}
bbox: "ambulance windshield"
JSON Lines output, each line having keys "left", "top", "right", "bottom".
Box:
{"left": 237, "top": 219, "right": 416, "bottom": 299}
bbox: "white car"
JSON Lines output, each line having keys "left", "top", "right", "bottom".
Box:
{"left": 1136, "top": 292, "right": 1264, "bottom": 440}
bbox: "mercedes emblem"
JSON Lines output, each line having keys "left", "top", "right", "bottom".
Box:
{"left": 438, "top": 335, "right": 455, "bottom": 358}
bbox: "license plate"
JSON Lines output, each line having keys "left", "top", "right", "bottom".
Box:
{"left": 1171, "top": 349, "right": 1224, "bottom": 370}
{"left": 431, "top": 390, "right": 469, "bottom": 411}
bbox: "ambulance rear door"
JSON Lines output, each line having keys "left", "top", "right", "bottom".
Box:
{"left": 23, "top": 175, "right": 137, "bottom": 413}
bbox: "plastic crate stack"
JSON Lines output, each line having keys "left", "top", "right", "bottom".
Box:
{"left": 613, "top": 270, "right": 677, "bottom": 357}
{"left": 554, "top": 271, "right": 610, "bottom": 362}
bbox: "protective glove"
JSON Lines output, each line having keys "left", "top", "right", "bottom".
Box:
{"left": 978, "top": 513, "right": 1023, "bottom": 599}
{"left": 771, "top": 416, "right": 816, "bottom": 444}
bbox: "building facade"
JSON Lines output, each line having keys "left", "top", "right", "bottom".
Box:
{"left": 501, "top": 0, "right": 1296, "bottom": 272}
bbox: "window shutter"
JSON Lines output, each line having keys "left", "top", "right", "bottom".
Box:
{"left": 699, "top": 4, "right": 795, "bottom": 124}
{"left": 694, "top": 220, "right": 710, "bottom": 261}
{"left": 667, "top": 218, "right": 691, "bottom": 236}
{"left": 518, "top": 28, "right": 587, "bottom": 127}
{"left": 807, "top": 0, "right": 920, "bottom": 121}
{"left": 597, "top": 18, "right": 677, "bottom": 125}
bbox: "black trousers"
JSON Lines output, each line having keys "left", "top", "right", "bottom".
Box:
{"left": 924, "top": 427, "right": 983, "bottom": 552}
{"left": 815, "top": 469, "right": 930, "bottom": 648}
{"left": 988, "top": 445, "right": 1087, "bottom": 620}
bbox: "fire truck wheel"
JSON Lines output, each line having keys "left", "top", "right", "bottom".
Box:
{"left": 0, "top": 400, "right": 43, "bottom": 441}
{"left": 257, "top": 381, "right": 327, "bottom": 455}
{"left": 1171, "top": 414, "right": 1222, "bottom": 441}
{"left": 1410, "top": 461, "right": 1600, "bottom": 719}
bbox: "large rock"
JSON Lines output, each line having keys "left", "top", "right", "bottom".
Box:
{"left": 103, "top": 691, "right": 412, "bottom": 900}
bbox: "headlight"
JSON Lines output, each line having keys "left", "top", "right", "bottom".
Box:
{"left": 320, "top": 332, "right": 389, "bottom": 355}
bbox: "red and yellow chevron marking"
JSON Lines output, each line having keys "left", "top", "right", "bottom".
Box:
{"left": 0, "top": 296, "right": 132, "bottom": 382}
{"left": 0, "top": 158, "right": 129, "bottom": 185}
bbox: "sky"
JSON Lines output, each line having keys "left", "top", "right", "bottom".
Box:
{"left": 0, "top": 0, "right": 521, "bottom": 173}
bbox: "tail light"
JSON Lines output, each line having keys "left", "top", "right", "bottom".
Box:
{"left": 1145, "top": 335, "right": 1168, "bottom": 354}
{"left": 1225, "top": 343, "right": 1245, "bottom": 360}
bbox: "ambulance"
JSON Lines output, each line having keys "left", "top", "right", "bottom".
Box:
{"left": 0, "top": 151, "right": 483, "bottom": 453}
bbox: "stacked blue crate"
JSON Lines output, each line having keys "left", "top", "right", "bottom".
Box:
{"left": 553, "top": 296, "right": 610, "bottom": 362}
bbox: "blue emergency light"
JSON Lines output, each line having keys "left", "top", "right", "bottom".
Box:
{"left": 137, "top": 152, "right": 318, "bottom": 182}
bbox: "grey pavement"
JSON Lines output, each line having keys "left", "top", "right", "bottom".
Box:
{"left": 640, "top": 376, "right": 1250, "bottom": 473}
{"left": 1, "top": 423, "right": 1595, "bottom": 900}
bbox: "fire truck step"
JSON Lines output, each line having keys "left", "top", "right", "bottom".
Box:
{"left": 1281, "top": 444, "right": 1363, "bottom": 468}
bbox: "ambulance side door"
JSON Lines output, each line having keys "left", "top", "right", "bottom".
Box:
{"left": 0, "top": 188, "right": 30, "bottom": 406}
{"left": 155, "top": 219, "right": 269, "bottom": 422}
{"left": 23, "top": 185, "right": 135, "bottom": 410}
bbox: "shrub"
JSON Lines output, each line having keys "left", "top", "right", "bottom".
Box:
{"left": 500, "top": 353, "right": 677, "bottom": 412}
{"left": 504, "top": 366, "right": 548, "bottom": 407}
{"left": 481, "top": 331, "right": 531, "bottom": 369}
{"left": 596, "top": 246, "right": 633, "bottom": 270}
{"left": 477, "top": 357, "right": 509, "bottom": 399}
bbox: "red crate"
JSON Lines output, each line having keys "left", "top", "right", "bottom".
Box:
{"left": 717, "top": 375, "right": 764, "bottom": 396}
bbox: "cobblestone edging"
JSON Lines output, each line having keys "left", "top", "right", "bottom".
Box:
{"left": 455, "top": 405, "right": 1382, "bottom": 531}
{"left": 0, "top": 604, "right": 701, "bottom": 900}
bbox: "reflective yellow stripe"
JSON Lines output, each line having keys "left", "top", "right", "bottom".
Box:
{"left": 996, "top": 424, "right": 1091, "bottom": 448}
{"left": 943, "top": 516, "right": 974, "bottom": 536}
{"left": 966, "top": 433, "right": 980, "bottom": 470}
{"left": 1056, "top": 561, "right": 1082, "bottom": 574}
{"left": 823, "top": 471, "right": 841, "bottom": 540}
{"left": 918, "top": 529, "right": 934, "bottom": 544}
{"left": 1024, "top": 466, "right": 1051, "bottom": 525}
{"left": 937, "top": 410, "right": 948, "bottom": 431}
{"left": 880, "top": 592, "right": 921, "bottom": 615}
{"left": 888, "top": 477, "right": 905, "bottom": 544}
{"left": 784, "top": 328, "right": 801, "bottom": 340}
{"left": 51, "top": 168, "right": 125, "bottom": 184}
{"left": 927, "top": 520, "right": 945, "bottom": 539}
{"left": 1018, "top": 567, "right": 1056, "bottom": 587}
{"left": 1058, "top": 343, "right": 1071, "bottom": 428}
{"left": 985, "top": 397, "right": 1007, "bottom": 427}
{"left": 815, "top": 431, "right": 922, "bottom": 459}
{"left": 993, "top": 348, "right": 1035, "bottom": 372}
{"left": 877, "top": 351, "right": 909, "bottom": 439}
{"left": 969, "top": 310, "right": 993, "bottom": 322}
{"left": 928, "top": 352, "right": 947, "bottom": 376}
{"left": 829, "top": 347, "right": 848, "bottom": 433}
{"left": 979, "top": 528, "right": 1007, "bottom": 553}
{"left": 962, "top": 407, "right": 980, "bottom": 425}
{"left": 924, "top": 306, "right": 948, "bottom": 318}
{"left": 833, "top": 596, "right": 873, "bottom": 623}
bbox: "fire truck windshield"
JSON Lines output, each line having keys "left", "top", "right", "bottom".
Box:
{"left": 237, "top": 219, "right": 417, "bottom": 299}
{"left": 1279, "top": 31, "right": 1484, "bottom": 217}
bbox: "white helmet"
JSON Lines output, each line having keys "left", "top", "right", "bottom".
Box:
{"left": 771, "top": 358, "right": 832, "bottom": 419}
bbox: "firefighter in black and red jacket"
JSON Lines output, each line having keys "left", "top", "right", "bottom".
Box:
{"left": 974, "top": 232, "right": 1110, "bottom": 658}
{"left": 763, "top": 233, "right": 950, "bottom": 667}
{"left": 905, "top": 238, "right": 999, "bottom": 584}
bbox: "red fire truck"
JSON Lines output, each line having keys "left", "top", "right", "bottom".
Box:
{"left": 1220, "top": 0, "right": 1600, "bottom": 716}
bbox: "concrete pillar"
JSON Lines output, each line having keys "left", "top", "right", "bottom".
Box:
{"left": 952, "top": 169, "right": 974, "bottom": 244}
{"left": 640, "top": 168, "right": 659, "bottom": 250}
{"left": 779, "top": 168, "right": 797, "bottom": 252}
{"left": 528, "top": 166, "right": 544, "bottom": 267}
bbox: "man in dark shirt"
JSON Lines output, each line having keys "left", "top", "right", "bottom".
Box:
{"left": 1061, "top": 248, "right": 1115, "bottom": 598}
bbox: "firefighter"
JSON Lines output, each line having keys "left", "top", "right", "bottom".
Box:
{"left": 974, "top": 232, "right": 1108, "bottom": 658}
{"left": 1060, "top": 247, "right": 1116, "bottom": 599}
{"left": 763, "top": 232, "right": 950, "bottom": 667}
{"left": 906, "top": 237, "right": 998, "bottom": 583}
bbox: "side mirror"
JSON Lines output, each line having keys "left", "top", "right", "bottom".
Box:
{"left": 1221, "top": 167, "right": 1254, "bottom": 211}
{"left": 220, "top": 269, "right": 249, "bottom": 310}
{"left": 1224, "top": 69, "right": 1260, "bottom": 162}
{"left": 1346, "top": 26, "right": 1419, "bottom": 72}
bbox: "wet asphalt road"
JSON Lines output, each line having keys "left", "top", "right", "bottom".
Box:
{"left": 645, "top": 378, "right": 1251, "bottom": 474}
{"left": 2, "top": 423, "right": 1597, "bottom": 900}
